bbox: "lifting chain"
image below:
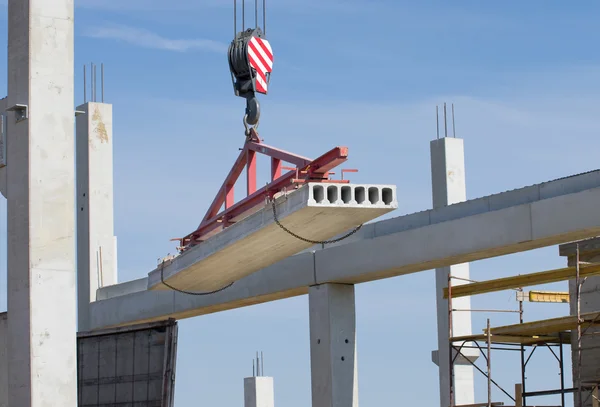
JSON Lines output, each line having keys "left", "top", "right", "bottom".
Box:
{"left": 159, "top": 259, "right": 234, "bottom": 296}
{"left": 270, "top": 199, "right": 363, "bottom": 246}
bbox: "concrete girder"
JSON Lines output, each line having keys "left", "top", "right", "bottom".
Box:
{"left": 89, "top": 170, "right": 600, "bottom": 330}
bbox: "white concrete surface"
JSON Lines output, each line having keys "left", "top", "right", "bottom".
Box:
{"left": 309, "top": 284, "right": 359, "bottom": 407}
{"left": 88, "top": 170, "right": 600, "bottom": 330}
{"left": 430, "top": 137, "right": 476, "bottom": 407}
{"left": 0, "top": 97, "right": 7, "bottom": 198}
{"left": 76, "top": 102, "right": 118, "bottom": 331}
{"left": 0, "top": 312, "right": 7, "bottom": 407}
{"left": 147, "top": 183, "right": 397, "bottom": 292}
{"left": 315, "top": 184, "right": 600, "bottom": 284}
{"left": 560, "top": 239, "right": 600, "bottom": 407}
{"left": 6, "top": 1, "right": 78, "bottom": 406}
{"left": 244, "top": 376, "right": 275, "bottom": 407}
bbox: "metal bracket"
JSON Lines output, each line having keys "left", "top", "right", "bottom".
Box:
{"left": 6, "top": 104, "right": 28, "bottom": 122}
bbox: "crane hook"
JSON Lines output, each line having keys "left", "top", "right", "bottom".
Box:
{"left": 243, "top": 112, "right": 259, "bottom": 139}
{"left": 245, "top": 94, "right": 260, "bottom": 126}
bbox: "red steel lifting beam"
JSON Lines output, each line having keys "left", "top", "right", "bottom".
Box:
{"left": 176, "top": 130, "right": 352, "bottom": 251}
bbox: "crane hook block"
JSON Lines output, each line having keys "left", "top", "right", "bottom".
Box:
{"left": 228, "top": 27, "right": 273, "bottom": 99}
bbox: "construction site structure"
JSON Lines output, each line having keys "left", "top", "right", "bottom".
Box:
{"left": 2, "top": 0, "right": 600, "bottom": 406}
{"left": 444, "top": 242, "right": 600, "bottom": 407}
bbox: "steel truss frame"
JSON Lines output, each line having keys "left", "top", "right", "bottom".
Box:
{"left": 175, "top": 129, "right": 356, "bottom": 252}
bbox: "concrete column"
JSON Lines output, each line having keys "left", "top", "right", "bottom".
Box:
{"left": 6, "top": 1, "right": 77, "bottom": 406}
{"left": 76, "top": 102, "right": 118, "bottom": 331}
{"left": 309, "top": 283, "right": 359, "bottom": 407}
{"left": 0, "top": 97, "right": 7, "bottom": 198}
{"left": 0, "top": 312, "right": 7, "bottom": 407}
{"left": 559, "top": 238, "right": 600, "bottom": 407}
{"left": 430, "top": 137, "right": 477, "bottom": 407}
{"left": 244, "top": 376, "right": 275, "bottom": 407}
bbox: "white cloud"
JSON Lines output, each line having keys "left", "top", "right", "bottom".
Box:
{"left": 83, "top": 24, "right": 227, "bottom": 53}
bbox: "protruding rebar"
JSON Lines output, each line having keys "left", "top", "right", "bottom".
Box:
{"left": 436, "top": 105, "right": 440, "bottom": 140}
{"left": 443, "top": 102, "right": 448, "bottom": 138}
{"left": 452, "top": 103, "right": 456, "bottom": 138}
{"left": 83, "top": 65, "right": 87, "bottom": 103}
{"left": 101, "top": 63, "right": 105, "bottom": 103}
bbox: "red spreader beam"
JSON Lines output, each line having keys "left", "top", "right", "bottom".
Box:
{"left": 175, "top": 129, "right": 355, "bottom": 252}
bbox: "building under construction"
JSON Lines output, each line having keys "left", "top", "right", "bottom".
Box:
{"left": 0, "top": 1, "right": 599, "bottom": 407}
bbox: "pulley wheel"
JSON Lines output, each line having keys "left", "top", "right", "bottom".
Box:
{"left": 245, "top": 96, "right": 260, "bottom": 125}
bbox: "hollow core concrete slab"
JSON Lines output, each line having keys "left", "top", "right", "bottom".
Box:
{"left": 148, "top": 183, "right": 397, "bottom": 292}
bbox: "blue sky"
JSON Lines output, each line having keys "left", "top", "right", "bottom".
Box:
{"left": 1, "top": 0, "right": 600, "bottom": 406}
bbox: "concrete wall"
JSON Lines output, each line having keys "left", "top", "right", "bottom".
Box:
{"left": 0, "top": 312, "right": 6, "bottom": 407}
{"left": 77, "top": 320, "right": 178, "bottom": 407}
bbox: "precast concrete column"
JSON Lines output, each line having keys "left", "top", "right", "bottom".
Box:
{"left": 559, "top": 239, "right": 600, "bottom": 407}
{"left": 430, "top": 137, "right": 477, "bottom": 407}
{"left": 6, "top": 1, "right": 78, "bottom": 406}
{"left": 76, "top": 102, "right": 118, "bottom": 331}
{"left": 309, "top": 283, "right": 359, "bottom": 407}
{"left": 0, "top": 312, "right": 7, "bottom": 407}
{"left": 244, "top": 376, "right": 275, "bottom": 407}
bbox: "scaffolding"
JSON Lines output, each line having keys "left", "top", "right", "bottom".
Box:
{"left": 446, "top": 245, "right": 600, "bottom": 407}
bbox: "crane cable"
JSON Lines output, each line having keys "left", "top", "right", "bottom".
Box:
{"left": 233, "top": 0, "right": 266, "bottom": 35}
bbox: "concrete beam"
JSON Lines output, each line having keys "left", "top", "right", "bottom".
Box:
{"left": 309, "top": 284, "right": 359, "bottom": 407}
{"left": 92, "top": 253, "right": 316, "bottom": 329}
{"left": 6, "top": 1, "right": 78, "bottom": 406}
{"left": 559, "top": 237, "right": 600, "bottom": 257}
{"left": 147, "top": 183, "right": 397, "bottom": 292}
{"left": 76, "top": 102, "right": 118, "bottom": 332}
{"left": 89, "top": 170, "right": 600, "bottom": 330}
